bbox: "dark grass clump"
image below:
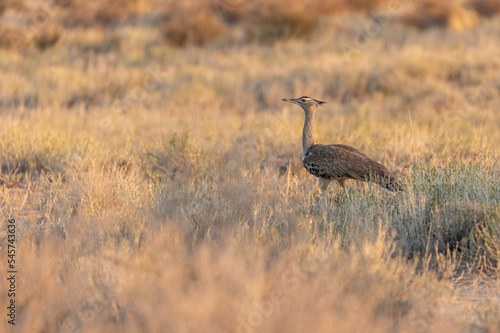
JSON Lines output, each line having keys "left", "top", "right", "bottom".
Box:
{"left": 244, "top": 1, "right": 317, "bottom": 44}
{"left": 160, "top": 1, "right": 227, "bottom": 47}
{"left": 468, "top": 0, "right": 500, "bottom": 18}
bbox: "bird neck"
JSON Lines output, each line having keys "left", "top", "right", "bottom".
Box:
{"left": 302, "top": 110, "right": 318, "bottom": 154}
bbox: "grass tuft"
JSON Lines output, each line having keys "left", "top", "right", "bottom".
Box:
{"left": 33, "top": 24, "right": 62, "bottom": 51}
{"left": 402, "top": 1, "right": 478, "bottom": 30}
{"left": 160, "top": 2, "right": 227, "bottom": 47}
{"left": 469, "top": 0, "right": 500, "bottom": 18}
{"left": 244, "top": 1, "right": 317, "bottom": 43}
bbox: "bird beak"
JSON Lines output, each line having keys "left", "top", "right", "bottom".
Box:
{"left": 282, "top": 98, "right": 295, "bottom": 103}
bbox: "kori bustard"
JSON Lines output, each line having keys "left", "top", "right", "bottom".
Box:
{"left": 282, "top": 96, "right": 403, "bottom": 197}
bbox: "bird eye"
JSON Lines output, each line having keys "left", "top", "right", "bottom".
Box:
{"left": 301, "top": 98, "right": 307, "bottom": 103}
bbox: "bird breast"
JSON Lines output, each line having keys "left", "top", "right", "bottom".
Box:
{"left": 301, "top": 152, "right": 311, "bottom": 162}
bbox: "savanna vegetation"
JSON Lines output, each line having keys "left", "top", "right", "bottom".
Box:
{"left": 0, "top": 0, "right": 499, "bottom": 332}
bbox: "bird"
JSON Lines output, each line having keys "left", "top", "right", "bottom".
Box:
{"left": 282, "top": 96, "right": 403, "bottom": 198}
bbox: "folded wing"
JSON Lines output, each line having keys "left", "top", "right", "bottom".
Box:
{"left": 302, "top": 144, "right": 403, "bottom": 191}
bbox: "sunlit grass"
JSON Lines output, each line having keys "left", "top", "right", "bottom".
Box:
{"left": 0, "top": 6, "right": 499, "bottom": 332}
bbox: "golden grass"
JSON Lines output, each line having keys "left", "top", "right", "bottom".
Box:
{"left": 0, "top": 4, "right": 500, "bottom": 332}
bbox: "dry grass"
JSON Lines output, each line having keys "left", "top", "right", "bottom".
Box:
{"left": 243, "top": 1, "right": 318, "bottom": 43}
{"left": 0, "top": 3, "right": 500, "bottom": 332}
{"left": 401, "top": 1, "right": 478, "bottom": 30}
{"left": 1, "top": 0, "right": 500, "bottom": 49}
{"left": 33, "top": 24, "right": 61, "bottom": 51}
{"left": 55, "top": 0, "right": 149, "bottom": 27}
{"left": 469, "top": 0, "right": 500, "bottom": 18}
{"left": 0, "top": 26, "right": 27, "bottom": 50}
{"left": 160, "top": 1, "right": 228, "bottom": 47}
{"left": 93, "top": 0, "right": 146, "bottom": 25}
{"left": 0, "top": 0, "right": 26, "bottom": 14}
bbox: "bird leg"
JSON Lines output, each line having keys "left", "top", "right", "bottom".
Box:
{"left": 381, "top": 188, "right": 397, "bottom": 199}
{"left": 337, "top": 179, "right": 349, "bottom": 199}
{"left": 318, "top": 178, "right": 331, "bottom": 204}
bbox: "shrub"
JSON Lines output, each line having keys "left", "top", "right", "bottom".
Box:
{"left": 468, "top": 0, "right": 500, "bottom": 17}
{"left": 212, "top": 0, "right": 247, "bottom": 24}
{"left": 58, "top": 0, "right": 144, "bottom": 27}
{"left": 244, "top": 1, "right": 317, "bottom": 44}
{"left": 142, "top": 132, "right": 198, "bottom": 180}
{"left": 403, "top": 2, "right": 453, "bottom": 29}
{"left": 0, "top": 0, "right": 27, "bottom": 14}
{"left": 343, "top": 0, "right": 389, "bottom": 12}
{"left": 402, "top": 1, "right": 477, "bottom": 30}
{"left": 161, "top": 2, "right": 227, "bottom": 47}
{"left": 0, "top": 129, "right": 74, "bottom": 175}
{"left": 0, "top": 26, "right": 30, "bottom": 51}
{"left": 310, "top": 0, "right": 389, "bottom": 15}
{"left": 94, "top": 0, "right": 142, "bottom": 25}
{"left": 33, "top": 24, "right": 61, "bottom": 51}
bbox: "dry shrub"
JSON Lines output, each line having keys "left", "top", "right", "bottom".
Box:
{"left": 33, "top": 24, "right": 62, "bottom": 51}
{"left": 433, "top": 203, "right": 485, "bottom": 252}
{"left": 468, "top": 0, "right": 500, "bottom": 17}
{"left": 142, "top": 132, "right": 199, "bottom": 180}
{"left": 57, "top": 0, "right": 98, "bottom": 27}
{"left": 474, "top": 221, "right": 500, "bottom": 265}
{"left": 0, "top": 0, "right": 27, "bottom": 13}
{"left": 343, "top": 0, "right": 389, "bottom": 12}
{"left": 161, "top": 2, "right": 227, "bottom": 47}
{"left": 312, "top": 0, "right": 389, "bottom": 15}
{"left": 244, "top": 1, "right": 317, "bottom": 43}
{"left": 403, "top": 2, "right": 453, "bottom": 29}
{"left": 402, "top": 1, "right": 477, "bottom": 30}
{"left": 0, "top": 26, "right": 30, "bottom": 51}
{"left": 58, "top": 0, "right": 146, "bottom": 27}
{"left": 212, "top": 0, "right": 247, "bottom": 24}
{"left": 0, "top": 128, "right": 86, "bottom": 175}
{"left": 52, "top": 0, "right": 74, "bottom": 8}
{"left": 94, "top": 0, "right": 146, "bottom": 25}
{"left": 39, "top": 161, "right": 148, "bottom": 247}
{"left": 315, "top": 0, "right": 347, "bottom": 15}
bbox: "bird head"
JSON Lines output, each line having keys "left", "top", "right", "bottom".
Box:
{"left": 282, "top": 96, "right": 326, "bottom": 111}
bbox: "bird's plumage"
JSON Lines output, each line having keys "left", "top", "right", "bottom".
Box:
{"left": 282, "top": 96, "right": 403, "bottom": 194}
{"left": 302, "top": 144, "right": 403, "bottom": 192}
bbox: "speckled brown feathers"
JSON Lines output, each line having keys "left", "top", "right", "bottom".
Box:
{"left": 303, "top": 144, "right": 403, "bottom": 192}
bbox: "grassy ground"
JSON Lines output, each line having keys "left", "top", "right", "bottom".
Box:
{"left": 1, "top": 1, "right": 500, "bottom": 332}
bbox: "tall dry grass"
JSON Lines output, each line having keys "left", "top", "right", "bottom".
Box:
{"left": 0, "top": 2, "right": 500, "bottom": 332}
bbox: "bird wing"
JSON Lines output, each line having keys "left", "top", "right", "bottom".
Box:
{"left": 302, "top": 144, "right": 392, "bottom": 182}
